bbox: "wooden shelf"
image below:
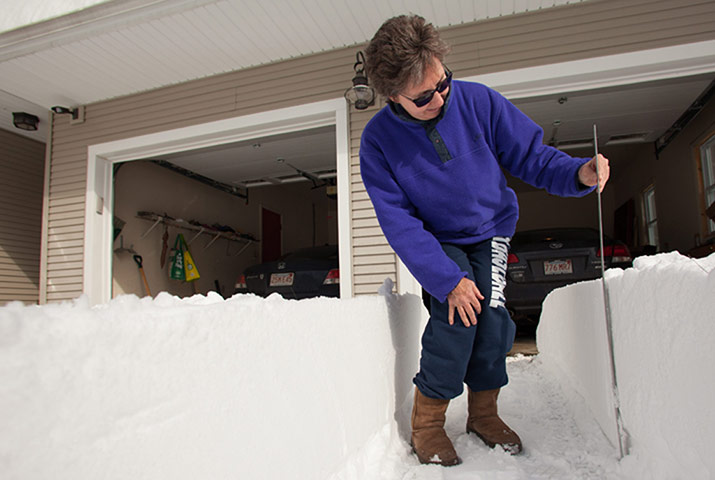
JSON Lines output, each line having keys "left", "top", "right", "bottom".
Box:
{"left": 136, "top": 211, "right": 257, "bottom": 256}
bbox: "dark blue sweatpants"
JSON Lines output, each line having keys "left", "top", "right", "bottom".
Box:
{"left": 413, "top": 237, "right": 517, "bottom": 399}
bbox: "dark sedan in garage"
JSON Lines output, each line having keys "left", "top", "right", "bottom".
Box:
{"left": 505, "top": 227, "right": 632, "bottom": 323}
{"left": 234, "top": 244, "right": 339, "bottom": 299}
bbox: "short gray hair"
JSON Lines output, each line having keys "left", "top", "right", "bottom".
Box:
{"left": 364, "top": 15, "right": 451, "bottom": 98}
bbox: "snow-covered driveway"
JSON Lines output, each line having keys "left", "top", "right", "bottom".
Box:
{"left": 332, "top": 355, "right": 622, "bottom": 480}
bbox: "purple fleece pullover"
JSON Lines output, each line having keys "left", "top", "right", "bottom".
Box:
{"left": 359, "top": 80, "right": 594, "bottom": 302}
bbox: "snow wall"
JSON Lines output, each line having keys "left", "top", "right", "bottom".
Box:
{"left": 537, "top": 252, "right": 715, "bottom": 479}
{"left": 3, "top": 253, "right": 714, "bottom": 479}
{"left": 0, "top": 282, "right": 425, "bottom": 480}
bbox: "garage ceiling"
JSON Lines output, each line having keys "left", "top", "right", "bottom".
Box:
{"left": 149, "top": 126, "right": 337, "bottom": 188}
{"left": 514, "top": 73, "right": 715, "bottom": 148}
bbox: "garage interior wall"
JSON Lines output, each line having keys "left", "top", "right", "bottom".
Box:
{"left": 0, "top": 129, "right": 45, "bottom": 305}
{"left": 509, "top": 86, "right": 715, "bottom": 255}
{"left": 113, "top": 161, "right": 336, "bottom": 298}
{"left": 510, "top": 182, "right": 605, "bottom": 234}
{"left": 610, "top": 95, "right": 715, "bottom": 253}
{"left": 44, "top": 0, "right": 715, "bottom": 302}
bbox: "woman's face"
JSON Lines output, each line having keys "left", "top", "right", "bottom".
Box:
{"left": 390, "top": 58, "right": 449, "bottom": 121}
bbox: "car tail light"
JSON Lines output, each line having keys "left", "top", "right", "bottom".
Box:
{"left": 597, "top": 245, "right": 632, "bottom": 263}
{"left": 507, "top": 253, "right": 520, "bottom": 264}
{"left": 323, "top": 269, "right": 340, "bottom": 285}
{"left": 235, "top": 274, "right": 247, "bottom": 290}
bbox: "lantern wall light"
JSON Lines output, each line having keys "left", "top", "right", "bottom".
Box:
{"left": 51, "top": 105, "right": 85, "bottom": 125}
{"left": 344, "top": 51, "right": 375, "bottom": 110}
{"left": 51, "top": 105, "right": 79, "bottom": 118}
{"left": 12, "top": 112, "right": 39, "bottom": 131}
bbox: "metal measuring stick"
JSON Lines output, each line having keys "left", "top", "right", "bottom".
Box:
{"left": 594, "top": 124, "right": 629, "bottom": 459}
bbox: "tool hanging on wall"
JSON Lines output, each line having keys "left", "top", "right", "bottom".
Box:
{"left": 114, "top": 237, "right": 152, "bottom": 297}
{"left": 183, "top": 237, "right": 200, "bottom": 282}
{"left": 169, "top": 234, "right": 186, "bottom": 281}
{"left": 133, "top": 254, "right": 152, "bottom": 297}
{"left": 594, "top": 124, "right": 630, "bottom": 459}
{"left": 160, "top": 224, "right": 169, "bottom": 268}
{"left": 168, "top": 234, "right": 200, "bottom": 282}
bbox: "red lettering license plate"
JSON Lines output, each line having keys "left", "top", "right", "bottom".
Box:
{"left": 544, "top": 259, "right": 573, "bottom": 275}
{"left": 269, "top": 272, "right": 294, "bottom": 286}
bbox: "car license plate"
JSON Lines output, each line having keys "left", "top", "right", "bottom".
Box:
{"left": 544, "top": 259, "right": 573, "bottom": 275}
{"left": 269, "top": 272, "right": 294, "bottom": 286}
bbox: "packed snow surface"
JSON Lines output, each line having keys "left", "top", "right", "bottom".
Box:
{"left": 538, "top": 251, "right": 715, "bottom": 480}
{"left": 1, "top": 252, "right": 713, "bottom": 479}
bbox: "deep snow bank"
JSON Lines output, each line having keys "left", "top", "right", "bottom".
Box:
{"left": 0, "top": 288, "right": 423, "bottom": 480}
{"left": 4, "top": 253, "right": 713, "bottom": 480}
{"left": 537, "top": 252, "right": 715, "bottom": 479}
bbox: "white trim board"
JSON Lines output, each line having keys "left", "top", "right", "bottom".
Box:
{"left": 84, "top": 98, "right": 351, "bottom": 305}
{"left": 467, "top": 40, "right": 715, "bottom": 99}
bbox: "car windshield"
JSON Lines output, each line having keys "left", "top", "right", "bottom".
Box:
{"left": 512, "top": 229, "right": 601, "bottom": 245}
{"left": 281, "top": 245, "right": 338, "bottom": 261}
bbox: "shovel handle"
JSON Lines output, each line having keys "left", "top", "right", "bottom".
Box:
{"left": 133, "top": 255, "right": 152, "bottom": 296}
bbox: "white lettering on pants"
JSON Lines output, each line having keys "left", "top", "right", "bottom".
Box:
{"left": 489, "top": 236, "right": 510, "bottom": 309}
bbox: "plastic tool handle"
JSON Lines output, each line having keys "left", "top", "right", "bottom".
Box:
{"left": 133, "top": 254, "right": 152, "bottom": 297}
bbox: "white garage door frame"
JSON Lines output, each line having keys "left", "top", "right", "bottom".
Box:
{"left": 396, "top": 39, "right": 715, "bottom": 297}
{"left": 84, "top": 98, "right": 350, "bottom": 305}
{"left": 468, "top": 39, "right": 715, "bottom": 99}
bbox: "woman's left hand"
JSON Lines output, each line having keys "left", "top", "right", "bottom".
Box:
{"left": 578, "top": 154, "right": 610, "bottom": 192}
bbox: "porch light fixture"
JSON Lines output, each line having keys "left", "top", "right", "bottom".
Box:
{"left": 344, "top": 51, "right": 375, "bottom": 110}
{"left": 12, "top": 112, "right": 39, "bottom": 131}
{"left": 51, "top": 105, "right": 80, "bottom": 119}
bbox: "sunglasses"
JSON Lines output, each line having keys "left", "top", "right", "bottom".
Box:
{"left": 400, "top": 66, "right": 452, "bottom": 108}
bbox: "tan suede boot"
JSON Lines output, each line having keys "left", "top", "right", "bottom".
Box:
{"left": 466, "top": 388, "right": 522, "bottom": 454}
{"left": 411, "top": 388, "right": 461, "bottom": 466}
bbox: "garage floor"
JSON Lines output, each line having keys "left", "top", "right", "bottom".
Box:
{"left": 509, "top": 334, "right": 538, "bottom": 356}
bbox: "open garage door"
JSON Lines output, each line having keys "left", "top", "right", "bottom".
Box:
{"left": 84, "top": 99, "right": 350, "bottom": 305}
{"left": 497, "top": 73, "right": 715, "bottom": 331}
{"left": 112, "top": 125, "right": 340, "bottom": 300}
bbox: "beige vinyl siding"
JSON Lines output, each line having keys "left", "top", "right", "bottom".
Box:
{"left": 1, "top": 129, "right": 45, "bottom": 305}
{"left": 349, "top": 98, "right": 397, "bottom": 295}
{"left": 444, "top": 0, "right": 715, "bottom": 76}
{"left": 44, "top": 0, "right": 715, "bottom": 301}
{"left": 46, "top": 48, "right": 356, "bottom": 302}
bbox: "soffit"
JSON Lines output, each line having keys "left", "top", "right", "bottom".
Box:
{"left": 0, "top": 0, "right": 590, "bottom": 140}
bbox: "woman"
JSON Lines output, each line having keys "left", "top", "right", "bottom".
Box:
{"left": 359, "top": 15, "right": 609, "bottom": 466}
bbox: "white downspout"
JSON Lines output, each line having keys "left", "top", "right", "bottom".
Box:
{"left": 38, "top": 110, "right": 53, "bottom": 304}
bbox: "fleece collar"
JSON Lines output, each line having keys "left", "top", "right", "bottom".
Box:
{"left": 387, "top": 85, "right": 452, "bottom": 127}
